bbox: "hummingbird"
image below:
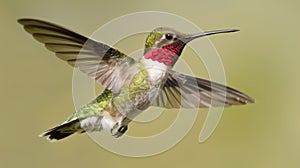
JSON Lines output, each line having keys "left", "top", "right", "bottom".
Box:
{"left": 18, "top": 18, "right": 254, "bottom": 142}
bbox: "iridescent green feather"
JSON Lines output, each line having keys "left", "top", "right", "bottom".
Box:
{"left": 62, "top": 89, "right": 112, "bottom": 124}
{"left": 129, "top": 67, "right": 149, "bottom": 97}
{"left": 145, "top": 31, "right": 163, "bottom": 49}
{"left": 113, "top": 64, "right": 150, "bottom": 112}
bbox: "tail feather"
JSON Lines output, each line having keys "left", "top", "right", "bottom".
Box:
{"left": 39, "top": 119, "right": 84, "bottom": 142}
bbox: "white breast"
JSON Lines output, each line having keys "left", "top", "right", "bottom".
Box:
{"left": 141, "top": 58, "right": 168, "bottom": 83}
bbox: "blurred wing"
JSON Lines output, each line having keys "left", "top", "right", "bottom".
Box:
{"left": 18, "top": 18, "right": 135, "bottom": 93}
{"left": 154, "top": 70, "right": 255, "bottom": 108}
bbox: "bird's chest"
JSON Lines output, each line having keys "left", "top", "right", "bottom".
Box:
{"left": 141, "top": 57, "right": 168, "bottom": 84}
{"left": 113, "top": 65, "right": 166, "bottom": 114}
{"left": 133, "top": 68, "right": 166, "bottom": 103}
{"left": 128, "top": 68, "right": 164, "bottom": 104}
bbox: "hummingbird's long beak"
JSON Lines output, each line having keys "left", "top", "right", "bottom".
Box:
{"left": 184, "top": 29, "right": 239, "bottom": 43}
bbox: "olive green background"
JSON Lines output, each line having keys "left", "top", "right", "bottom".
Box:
{"left": 1, "top": 0, "right": 300, "bottom": 168}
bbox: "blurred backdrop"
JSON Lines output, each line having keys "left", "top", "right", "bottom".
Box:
{"left": 1, "top": 0, "right": 300, "bottom": 168}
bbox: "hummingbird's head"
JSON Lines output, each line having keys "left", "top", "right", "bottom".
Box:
{"left": 144, "top": 27, "right": 185, "bottom": 56}
{"left": 143, "top": 27, "right": 239, "bottom": 67}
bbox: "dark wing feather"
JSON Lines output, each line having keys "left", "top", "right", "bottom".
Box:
{"left": 18, "top": 18, "right": 135, "bottom": 93}
{"left": 154, "top": 70, "right": 255, "bottom": 108}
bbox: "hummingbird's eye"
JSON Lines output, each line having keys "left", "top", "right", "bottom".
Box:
{"left": 165, "top": 33, "right": 173, "bottom": 40}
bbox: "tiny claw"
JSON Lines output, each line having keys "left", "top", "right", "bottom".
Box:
{"left": 113, "top": 132, "right": 123, "bottom": 138}
{"left": 113, "top": 125, "right": 128, "bottom": 138}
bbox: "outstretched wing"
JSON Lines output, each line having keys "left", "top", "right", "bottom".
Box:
{"left": 153, "top": 70, "right": 255, "bottom": 108}
{"left": 18, "top": 18, "right": 135, "bottom": 93}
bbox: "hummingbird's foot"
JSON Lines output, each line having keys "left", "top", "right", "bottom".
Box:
{"left": 113, "top": 125, "right": 128, "bottom": 138}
